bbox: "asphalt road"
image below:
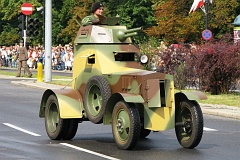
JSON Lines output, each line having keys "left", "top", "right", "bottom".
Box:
{"left": 1, "top": 78, "right": 240, "bottom": 160}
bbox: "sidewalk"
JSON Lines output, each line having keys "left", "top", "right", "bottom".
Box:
{"left": 200, "top": 103, "right": 240, "bottom": 120}
{"left": 2, "top": 75, "right": 240, "bottom": 120}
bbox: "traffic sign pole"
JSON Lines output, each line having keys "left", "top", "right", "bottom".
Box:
{"left": 205, "top": 0, "right": 209, "bottom": 29}
{"left": 24, "top": 16, "right": 28, "bottom": 47}
{"left": 23, "top": 29, "right": 27, "bottom": 47}
{"left": 21, "top": 2, "right": 33, "bottom": 47}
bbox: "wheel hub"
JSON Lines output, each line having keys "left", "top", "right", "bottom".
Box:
{"left": 116, "top": 118, "right": 124, "bottom": 133}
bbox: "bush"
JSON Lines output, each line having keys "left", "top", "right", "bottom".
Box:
{"left": 140, "top": 34, "right": 240, "bottom": 94}
{"left": 190, "top": 34, "right": 240, "bottom": 94}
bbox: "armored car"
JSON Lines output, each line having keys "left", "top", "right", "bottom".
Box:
{"left": 39, "top": 17, "right": 207, "bottom": 150}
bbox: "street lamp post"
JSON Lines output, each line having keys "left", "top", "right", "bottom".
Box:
{"left": 44, "top": 0, "right": 52, "bottom": 82}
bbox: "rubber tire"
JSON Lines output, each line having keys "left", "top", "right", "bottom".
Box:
{"left": 45, "top": 95, "right": 67, "bottom": 140}
{"left": 84, "top": 76, "right": 111, "bottom": 124}
{"left": 112, "top": 101, "right": 141, "bottom": 150}
{"left": 140, "top": 128, "right": 151, "bottom": 138}
{"left": 62, "top": 119, "right": 78, "bottom": 140}
{"left": 140, "top": 118, "right": 151, "bottom": 138}
{"left": 175, "top": 100, "right": 203, "bottom": 149}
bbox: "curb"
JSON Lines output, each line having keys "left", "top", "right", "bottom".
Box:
{"left": 200, "top": 104, "right": 240, "bottom": 120}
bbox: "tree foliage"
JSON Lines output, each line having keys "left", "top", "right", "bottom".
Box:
{"left": 0, "top": 0, "right": 43, "bottom": 45}
{"left": 0, "top": 0, "right": 155, "bottom": 46}
{"left": 146, "top": 0, "right": 240, "bottom": 44}
{"left": 1, "top": 0, "right": 240, "bottom": 46}
{"left": 143, "top": 34, "right": 240, "bottom": 94}
{"left": 190, "top": 35, "right": 240, "bottom": 94}
{"left": 57, "top": 0, "right": 94, "bottom": 44}
{"left": 106, "top": 0, "right": 156, "bottom": 29}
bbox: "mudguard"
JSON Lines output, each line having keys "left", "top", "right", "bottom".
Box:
{"left": 39, "top": 89, "right": 84, "bottom": 119}
{"left": 103, "top": 92, "right": 144, "bottom": 124}
{"left": 175, "top": 91, "right": 207, "bottom": 101}
{"left": 119, "top": 92, "right": 144, "bottom": 103}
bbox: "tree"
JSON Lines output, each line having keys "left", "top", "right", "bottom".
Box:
{"left": 146, "top": 0, "right": 240, "bottom": 44}
{"left": 1, "top": 0, "right": 240, "bottom": 46}
{"left": 57, "top": 0, "right": 94, "bottom": 44}
{"left": 0, "top": 25, "right": 19, "bottom": 45}
{"left": 105, "top": 0, "right": 156, "bottom": 29}
{"left": 146, "top": 0, "right": 204, "bottom": 44}
{"left": 0, "top": 0, "right": 43, "bottom": 45}
{"left": 208, "top": 0, "right": 239, "bottom": 38}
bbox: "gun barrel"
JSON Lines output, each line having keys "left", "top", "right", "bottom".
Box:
{"left": 124, "top": 27, "right": 142, "bottom": 34}
{"left": 117, "top": 27, "right": 142, "bottom": 42}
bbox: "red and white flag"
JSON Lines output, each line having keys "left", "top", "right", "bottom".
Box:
{"left": 189, "top": 0, "right": 213, "bottom": 14}
{"left": 189, "top": 0, "right": 204, "bottom": 13}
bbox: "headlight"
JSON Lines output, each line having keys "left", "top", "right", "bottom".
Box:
{"left": 140, "top": 54, "right": 148, "bottom": 64}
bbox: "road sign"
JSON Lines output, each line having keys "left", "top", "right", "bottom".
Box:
{"left": 202, "top": 29, "right": 212, "bottom": 41}
{"left": 21, "top": 2, "right": 33, "bottom": 16}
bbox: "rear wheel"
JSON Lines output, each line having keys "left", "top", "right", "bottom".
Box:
{"left": 175, "top": 100, "right": 203, "bottom": 149}
{"left": 45, "top": 95, "right": 78, "bottom": 140}
{"left": 45, "top": 95, "right": 66, "bottom": 140}
{"left": 62, "top": 119, "right": 78, "bottom": 140}
{"left": 112, "top": 101, "right": 141, "bottom": 150}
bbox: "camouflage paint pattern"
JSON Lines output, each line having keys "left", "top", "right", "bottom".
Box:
{"left": 39, "top": 89, "right": 84, "bottom": 118}
{"left": 39, "top": 22, "right": 207, "bottom": 132}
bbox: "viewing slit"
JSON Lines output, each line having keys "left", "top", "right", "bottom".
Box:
{"left": 160, "top": 80, "right": 166, "bottom": 107}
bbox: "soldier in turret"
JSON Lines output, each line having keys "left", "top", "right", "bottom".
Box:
{"left": 14, "top": 40, "right": 32, "bottom": 77}
{"left": 81, "top": 2, "right": 106, "bottom": 26}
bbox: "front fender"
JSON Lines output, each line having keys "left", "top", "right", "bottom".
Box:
{"left": 103, "top": 92, "right": 144, "bottom": 125}
{"left": 119, "top": 92, "right": 145, "bottom": 103}
{"left": 175, "top": 91, "right": 207, "bottom": 101}
{"left": 175, "top": 91, "right": 207, "bottom": 109}
{"left": 39, "top": 89, "right": 84, "bottom": 119}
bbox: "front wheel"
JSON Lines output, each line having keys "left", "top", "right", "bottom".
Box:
{"left": 140, "top": 128, "right": 151, "bottom": 138}
{"left": 175, "top": 100, "right": 203, "bottom": 149}
{"left": 112, "top": 101, "right": 141, "bottom": 150}
{"left": 140, "top": 119, "right": 151, "bottom": 138}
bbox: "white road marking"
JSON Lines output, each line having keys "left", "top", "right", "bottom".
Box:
{"left": 204, "top": 127, "right": 218, "bottom": 131}
{"left": 60, "top": 143, "right": 120, "bottom": 160}
{"left": 3, "top": 123, "right": 41, "bottom": 137}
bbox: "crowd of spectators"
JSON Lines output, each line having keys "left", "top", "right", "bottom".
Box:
{"left": 0, "top": 41, "right": 197, "bottom": 73}
{"left": 0, "top": 43, "right": 74, "bottom": 71}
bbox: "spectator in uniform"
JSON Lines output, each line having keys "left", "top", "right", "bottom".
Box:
{"left": 81, "top": 2, "right": 105, "bottom": 26}
{"left": 14, "top": 40, "right": 32, "bottom": 77}
{"left": 1, "top": 46, "right": 7, "bottom": 66}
